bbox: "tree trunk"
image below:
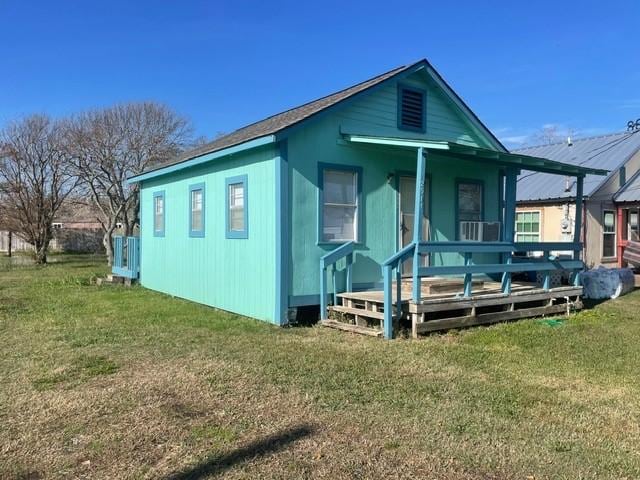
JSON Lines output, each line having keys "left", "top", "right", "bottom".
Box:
{"left": 104, "top": 231, "right": 114, "bottom": 266}
{"left": 34, "top": 238, "right": 49, "bottom": 264}
{"left": 7, "top": 231, "right": 12, "bottom": 258}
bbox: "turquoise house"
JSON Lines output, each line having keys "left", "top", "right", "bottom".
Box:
{"left": 123, "top": 59, "right": 605, "bottom": 338}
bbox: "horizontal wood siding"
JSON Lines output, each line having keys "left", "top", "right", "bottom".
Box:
{"left": 336, "top": 71, "right": 489, "bottom": 147}
{"left": 139, "top": 146, "right": 277, "bottom": 322}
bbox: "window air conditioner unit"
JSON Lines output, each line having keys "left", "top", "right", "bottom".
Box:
{"left": 460, "top": 221, "right": 501, "bottom": 242}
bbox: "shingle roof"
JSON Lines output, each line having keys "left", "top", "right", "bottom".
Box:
{"left": 146, "top": 63, "right": 415, "bottom": 174}
{"left": 515, "top": 131, "right": 640, "bottom": 202}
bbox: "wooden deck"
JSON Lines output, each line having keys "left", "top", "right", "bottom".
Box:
{"left": 324, "top": 278, "right": 582, "bottom": 338}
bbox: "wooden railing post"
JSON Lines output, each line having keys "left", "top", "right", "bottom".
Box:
{"left": 572, "top": 176, "right": 584, "bottom": 286}
{"left": 501, "top": 168, "right": 518, "bottom": 293}
{"left": 320, "top": 261, "right": 327, "bottom": 320}
{"left": 113, "top": 236, "right": 123, "bottom": 269}
{"left": 463, "top": 252, "right": 473, "bottom": 297}
{"left": 331, "top": 266, "right": 337, "bottom": 306}
{"left": 383, "top": 265, "right": 393, "bottom": 339}
{"left": 346, "top": 253, "right": 353, "bottom": 292}
{"left": 542, "top": 250, "right": 551, "bottom": 291}
{"left": 396, "top": 259, "right": 402, "bottom": 319}
{"left": 413, "top": 147, "right": 427, "bottom": 303}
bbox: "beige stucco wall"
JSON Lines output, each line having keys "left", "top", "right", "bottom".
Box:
{"left": 517, "top": 201, "right": 617, "bottom": 267}
{"left": 516, "top": 203, "right": 575, "bottom": 243}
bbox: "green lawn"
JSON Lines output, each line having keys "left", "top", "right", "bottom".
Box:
{"left": 1, "top": 255, "right": 640, "bottom": 479}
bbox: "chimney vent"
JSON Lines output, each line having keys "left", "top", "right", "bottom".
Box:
{"left": 567, "top": 136, "right": 573, "bottom": 146}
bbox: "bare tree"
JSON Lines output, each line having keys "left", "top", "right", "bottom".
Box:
{"left": 66, "top": 102, "right": 192, "bottom": 265}
{"left": 532, "top": 125, "right": 576, "bottom": 146}
{"left": 0, "top": 115, "right": 77, "bottom": 264}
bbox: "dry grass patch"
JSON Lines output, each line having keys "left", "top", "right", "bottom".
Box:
{"left": 2, "top": 255, "right": 640, "bottom": 479}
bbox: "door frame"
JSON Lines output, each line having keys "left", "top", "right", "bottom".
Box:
{"left": 395, "top": 170, "right": 432, "bottom": 252}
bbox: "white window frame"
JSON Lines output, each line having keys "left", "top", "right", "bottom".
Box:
{"left": 320, "top": 166, "right": 360, "bottom": 243}
{"left": 602, "top": 209, "right": 616, "bottom": 259}
{"left": 515, "top": 210, "right": 541, "bottom": 243}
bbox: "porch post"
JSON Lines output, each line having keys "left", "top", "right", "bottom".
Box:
{"left": 573, "top": 175, "right": 584, "bottom": 285}
{"left": 617, "top": 207, "right": 624, "bottom": 268}
{"left": 412, "top": 147, "right": 427, "bottom": 303}
{"left": 573, "top": 176, "right": 584, "bottom": 256}
{"left": 501, "top": 167, "right": 518, "bottom": 293}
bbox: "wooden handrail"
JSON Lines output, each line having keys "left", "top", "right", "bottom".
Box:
{"left": 382, "top": 242, "right": 416, "bottom": 266}
{"left": 320, "top": 241, "right": 355, "bottom": 268}
{"left": 319, "top": 241, "right": 355, "bottom": 322}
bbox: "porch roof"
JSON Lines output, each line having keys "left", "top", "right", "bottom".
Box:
{"left": 344, "top": 134, "right": 609, "bottom": 177}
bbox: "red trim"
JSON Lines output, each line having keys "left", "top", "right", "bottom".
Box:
{"left": 618, "top": 207, "right": 626, "bottom": 267}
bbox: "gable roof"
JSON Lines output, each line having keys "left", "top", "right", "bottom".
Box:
{"left": 515, "top": 131, "right": 640, "bottom": 202}
{"left": 135, "top": 59, "right": 506, "bottom": 180}
{"left": 615, "top": 168, "right": 640, "bottom": 202}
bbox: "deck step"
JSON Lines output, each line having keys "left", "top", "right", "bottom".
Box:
{"left": 329, "top": 305, "right": 385, "bottom": 320}
{"left": 320, "top": 320, "right": 383, "bottom": 337}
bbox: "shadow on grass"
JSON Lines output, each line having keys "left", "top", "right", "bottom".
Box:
{"left": 164, "top": 424, "right": 315, "bottom": 479}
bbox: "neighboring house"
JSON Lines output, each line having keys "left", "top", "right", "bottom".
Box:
{"left": 0, "top": 202, "right": 104, "bottom": 254}
{"left": 613, "top": 169, "right": 640, "bottom": 266}
{"left": 121, "top": 59, "right": 604, "bottom": 338}
{"left": 515, "top": 132, "right": 640, "bottom": 267}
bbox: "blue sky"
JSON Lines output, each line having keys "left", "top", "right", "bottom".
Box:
{"left": 1, "top": 0, "right": 639, "bottom": 148}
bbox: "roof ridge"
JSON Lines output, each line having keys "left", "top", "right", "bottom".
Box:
{"left": 514, "top": 130, "right": 628, "bottom": 152}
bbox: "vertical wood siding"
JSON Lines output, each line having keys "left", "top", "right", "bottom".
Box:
{"left": 287, "top": 70, "right": 500, "bottom": 303}
{"left": 139, "top": 146, "right": 277, "bottom": 322}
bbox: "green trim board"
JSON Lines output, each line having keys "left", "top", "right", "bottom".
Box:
{"left": 129, "top": 135, "right": 276, "bottom": 183}
{"left": 274, "top": 140, "right": 289, "bottom": 325}
{"left": 188, "top": 182, "right": 205, "bottom": 238}
{"left": 225, "top": 174, "right": 248, "bottom": 239}
{"left": 342, "top": 134, "right": 609, "bottom": 177}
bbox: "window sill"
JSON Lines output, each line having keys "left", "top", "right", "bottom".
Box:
{"left": 317, "top": 240, "right": 361, "bottom": 247}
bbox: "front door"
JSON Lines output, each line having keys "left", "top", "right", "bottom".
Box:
{"left": 398, "top": 175, "right": 430, "bottom": 275}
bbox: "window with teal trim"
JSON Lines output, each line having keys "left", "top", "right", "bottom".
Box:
{"left": 398, "top": 85, "right": 426, "bottom": 132}
{"left": 153, "top": 191, "right": 165, "bottom": 237}
{"left": 458, "top": 182, "right": 483, "bottom": 222}
{"left": 225, "top": 175, "right": 248, "bottom": 239}
{"left": 320, "top": 166, "right": 360, "bottom": 243}
{"left": 189, "top": 183, "right": 205, "bottom": 237}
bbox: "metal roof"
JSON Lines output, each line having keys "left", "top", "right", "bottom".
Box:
{"left": 345, "top": 134, "right": 608, "bottom": 176}
{"left": 615, "top": 169, "right": 640, "bottom": 202}
{"left": 516, "top": 131, "right": 640, "bottom": 202}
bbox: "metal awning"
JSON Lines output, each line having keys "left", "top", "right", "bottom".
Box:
{"left": 344, "top": 134, "right": 609, "bottom": 177}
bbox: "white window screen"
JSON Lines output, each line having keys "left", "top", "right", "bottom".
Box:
{"left": 191, "top": 189, "right": 203, "bottom": 232}
{"left": 323, "top": 169, "right": 357, "bottom": 242}
{"left": 229, "top": 183, "right": 245, "bottom": 231}
{"left": 154, "top": 196, "right": 164, "bottom": 232}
